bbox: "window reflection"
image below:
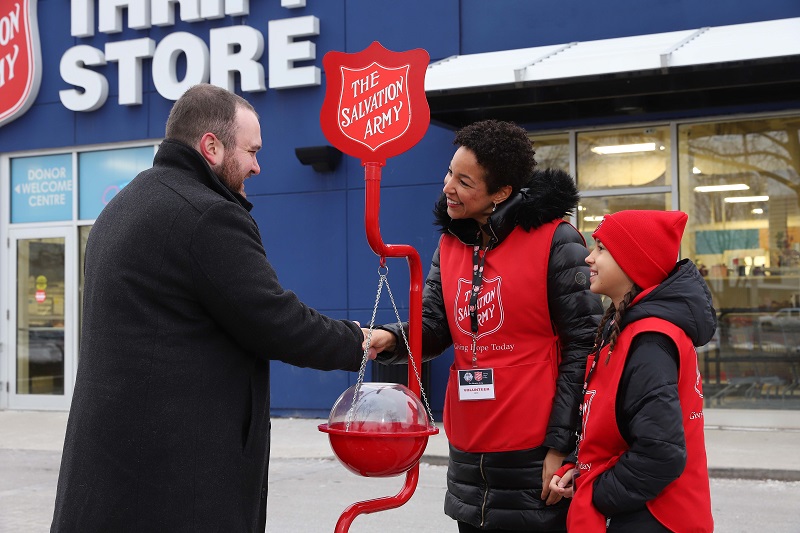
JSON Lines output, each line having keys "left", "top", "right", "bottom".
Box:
{"left": 577, "top": 126, "right": 670, "bottom": 190}
{"left": 679, "top": 117, "right": 800, "bottom": 408}
{"left": 680, "top": 118, "right": 800, "bottom": 307}
{"left": 531, "top": 133, "right": 569, "bottom": 172}
{"left": 16, "top": 238, "right": 65, "bottom": 395}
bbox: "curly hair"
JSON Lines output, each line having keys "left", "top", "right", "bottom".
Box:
{"left": 453, "top": 119, "right": 537, "bottom": 195}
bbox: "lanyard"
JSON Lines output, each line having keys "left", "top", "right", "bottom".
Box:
{"left": 468, "top": 232, "right": 494, "bottom": 367}
{"left": 576, "top": 350, "right": 598, "bottom": 444}
{"left": 583, "top": 324, "right": 614, "bottom": 391}
{"left": 582, "top": 354, "right": 598, "bottom": 397}
{"left": 576, "top": 325, "right": 612, "bottom": 443}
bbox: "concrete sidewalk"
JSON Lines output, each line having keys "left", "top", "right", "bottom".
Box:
{"left": 2, "top": 408, "right": 800, "bottom": 480}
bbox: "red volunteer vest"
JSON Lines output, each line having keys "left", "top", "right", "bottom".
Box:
{"left": 568, "top": 317, "right": 713, "bottom": 533}
{"left": 440, "top": 220, "right": 563, "bottom": 453}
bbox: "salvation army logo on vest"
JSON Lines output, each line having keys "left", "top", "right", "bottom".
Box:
{"left": 0, "top": 0, "right": 41, "bottom": 128}
{"left": 454, "top": 276, "right": 504, "bottom": 339}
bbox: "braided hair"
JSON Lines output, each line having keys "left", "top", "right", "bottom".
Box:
{"left": 592, "top": 285, "right": 642, "bottom": 364}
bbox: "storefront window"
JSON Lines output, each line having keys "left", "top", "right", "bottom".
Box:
{"left": 16, "top": 238, "right": 66, "bottom": 395}
{"left": 577, "top": 126, "right": 670, "bottom": 190}
{"left": 679, "top": 116, "right": 800, "bottom": 408}
{"left": 78, "top": 146, "right": 154, "bottom": 220}
{"left": 531, "top": 133, "right": 569, "bottom": 172}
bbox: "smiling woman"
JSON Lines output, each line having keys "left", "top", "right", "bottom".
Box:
{"left": 443, "top": 145, "right": 508, "bottom": 229}
{"left": 365, "top": 119, "right": 603, "bottom": 532}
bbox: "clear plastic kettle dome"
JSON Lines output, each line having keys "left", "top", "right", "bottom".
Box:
{"left": 319, "top": 382, "right": 438, "bottom": 477}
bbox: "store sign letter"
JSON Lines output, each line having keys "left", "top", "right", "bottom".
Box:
{"left": 58, "top": 0, "right": 320, "bottom": 113}
{"left": 0, "top": 0, "right": 42, "bottom": 127}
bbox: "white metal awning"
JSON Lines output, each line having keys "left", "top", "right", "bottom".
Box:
{"left": 425, "top": 17, "right": 800, "bottom": 92}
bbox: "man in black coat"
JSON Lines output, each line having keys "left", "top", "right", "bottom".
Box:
{"left": 51, "top": 84, "right": 368, "bottom": 532}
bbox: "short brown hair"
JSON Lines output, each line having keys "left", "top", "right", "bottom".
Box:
{"left": 165, "top": 84, "right": 257, "bottom": 149}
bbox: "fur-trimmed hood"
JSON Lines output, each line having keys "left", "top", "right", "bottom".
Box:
{"left": 434, "top": 168, "right": 580, "bottom": 246}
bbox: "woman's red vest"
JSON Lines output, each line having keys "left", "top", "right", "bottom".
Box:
{"left": 568, "top": 317, "right": 713, "bottom": 533}
{"left": 439, "top": 220, "right": 562, "bottom": 453}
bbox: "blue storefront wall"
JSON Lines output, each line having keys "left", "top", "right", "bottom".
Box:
{"left": 5, "top": 0, "right": 799, "bottom": 152}
{"left": 2, "top": 0, "right": 800, "bottom": 417}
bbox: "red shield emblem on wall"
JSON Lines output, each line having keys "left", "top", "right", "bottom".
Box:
{"left": 321, "top": 41, "right": 430, "bottom": 165}
{"left": 454, "top": 276, "right": 504, "bottom": 339}
{"left": 0, "top": 0, "right": 41, "bottom": 128}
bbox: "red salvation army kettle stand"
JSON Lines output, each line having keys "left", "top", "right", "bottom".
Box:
{"left": 315, "top": 41, "right": 438, "bottom": 533}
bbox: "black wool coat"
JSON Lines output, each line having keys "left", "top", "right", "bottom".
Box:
{"left": 51, "top": 140, "right": 364, "bottom": 532}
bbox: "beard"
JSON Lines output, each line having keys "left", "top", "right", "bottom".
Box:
{"left": 216, "top": 152, "right": 246, "bottom": 197}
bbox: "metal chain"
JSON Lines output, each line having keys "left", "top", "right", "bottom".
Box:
{"left": 344, "top": 265, "right": 436, "bottom": 431}
{"left": 383, "top": 270, "right": 436, "bottom": 427}
{"left": 345, "top": 267, "right": 385, "bottom": 430}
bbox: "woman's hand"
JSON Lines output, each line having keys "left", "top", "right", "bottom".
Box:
{"left": 541, "top": 448, "right": 568, "bottom": 505}
{"left": 361, "top": 328, "right": 396, "bottom": 358}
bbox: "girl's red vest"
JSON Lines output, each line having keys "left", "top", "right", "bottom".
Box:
{"left": 439, "top": 220, "right": 562, "bottom": 453}
{"left": 568, "top": 317, "right": 713, "bottom": 533}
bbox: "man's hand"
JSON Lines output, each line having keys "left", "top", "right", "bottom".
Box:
{"left": 352, "top": 322, "right": 377, "bottom": 360}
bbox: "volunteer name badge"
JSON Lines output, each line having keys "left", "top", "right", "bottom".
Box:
{"left": 458, "top": 368, "right": 495, "bottom": 401}
{"left": 320, "top": 41, "right": 430, "bottom": 165}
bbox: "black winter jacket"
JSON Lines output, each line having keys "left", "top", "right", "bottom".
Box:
{"left": 378, "top": 168, "right": 603, "bottom": 530}
{"left": 51, "top": 140, "right": 365, "bottom": 533}
{"left": 582, "top": 259, "right": 716, "bottom": 529}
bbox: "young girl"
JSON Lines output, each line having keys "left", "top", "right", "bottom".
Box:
{"left": 549, "top": 210, "right": 715, "bottom": 532}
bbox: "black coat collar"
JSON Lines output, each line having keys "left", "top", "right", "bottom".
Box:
{"left": 156, "top": 139, "right": 253, "bottom": 212}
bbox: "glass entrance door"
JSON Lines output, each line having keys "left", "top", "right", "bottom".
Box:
{"left": 9, "top": 229, "right": 75, "bottom": 410}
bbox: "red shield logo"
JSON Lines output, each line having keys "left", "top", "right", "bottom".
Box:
{"left": 0, "top": 0, "right": 42, "bottom": 128}
{"left": 337, "top": 62, "right": 412, "bottom": 152}
{"left": 454, "top": 276, "right": 504, "bottom": 339}
{"left": 321, "top": 41, "right": 430, "bottom": 165}
{"left": 474, "top": 371, "right": 483, "bottom": 382}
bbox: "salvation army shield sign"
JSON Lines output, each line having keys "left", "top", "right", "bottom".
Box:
{"left": 320, "top": 41, "right": 429, "bottom": 165}
{"left": 0, "top": 0, "right": 41, "bottom": 128}
{"left": 338, "top": 63, "right": 411, "bottom": 152}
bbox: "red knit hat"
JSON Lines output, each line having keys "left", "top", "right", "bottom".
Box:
{"left": 592, "top": 210, "right": 688, "bottom": 289}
